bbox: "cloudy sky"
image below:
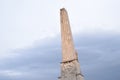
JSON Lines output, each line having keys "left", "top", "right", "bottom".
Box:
{"left": 0, "top": 0, "right": 120, "bottom": 80}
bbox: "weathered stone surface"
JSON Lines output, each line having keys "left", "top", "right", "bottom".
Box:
{"left": 60, "top": 60, "right": 84, "bottom": 80}
{"left": 60, "top": 8, "right": 76, "bottom": 62}
{"left": 58, "top": 8, "right": 84, "bottom": 80}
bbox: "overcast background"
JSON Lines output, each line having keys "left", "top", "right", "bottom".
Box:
{"left": 0, "top": 0, "right": 120, "bottom": 80}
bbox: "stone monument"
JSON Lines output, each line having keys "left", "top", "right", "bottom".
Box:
{"left": 58, "top": 8, "right": 84, "bottom": 80}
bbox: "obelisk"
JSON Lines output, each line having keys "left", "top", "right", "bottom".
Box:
{"left": 58, "top": 8, "right": 84, "bottom": 80}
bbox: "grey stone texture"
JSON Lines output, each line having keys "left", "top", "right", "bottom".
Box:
{"left": 58, "top": 8, "right": 84, "bottom": 80}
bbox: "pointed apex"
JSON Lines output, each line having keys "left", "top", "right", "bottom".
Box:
{"left": 60, "top": 8, "right": 77, "bottom": 62}
{"left": 60, "top": 8, "right": 66, "bottom": 11}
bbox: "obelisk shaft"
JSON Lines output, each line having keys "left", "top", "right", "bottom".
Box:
{"left": 60, "top": 8, "right": 76, "bottom": 62}
{"left": 58, "top": 8, "right": 84, "bottom": 80}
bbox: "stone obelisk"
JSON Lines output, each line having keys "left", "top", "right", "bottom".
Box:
{"left": 58, "top": 8, "right": 84, "bottom": 80}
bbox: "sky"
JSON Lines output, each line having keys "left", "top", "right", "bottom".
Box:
{"left": 0, "top": 0, "right": 120, "bottom": 80}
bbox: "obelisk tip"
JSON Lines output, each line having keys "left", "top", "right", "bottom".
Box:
{"left": 60, "top": 8, "right": 66, "bottom": 11}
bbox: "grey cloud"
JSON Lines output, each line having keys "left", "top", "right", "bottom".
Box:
{"left": 0, "top": 33, "right": 120, "bottom": 80}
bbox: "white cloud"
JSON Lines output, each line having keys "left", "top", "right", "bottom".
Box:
{"left": 0, "top": 70, "right": 23, "bottom": 77}
{"left": 0, "top": 0, "right": 120, "bottom": 57}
